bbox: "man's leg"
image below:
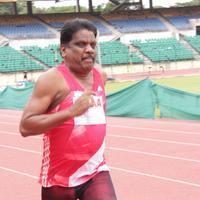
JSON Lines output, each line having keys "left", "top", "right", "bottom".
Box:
{"left": 79, "top": 171, "right": 117, "bottom": 200}
{"left": 42, "top": 185, "right": 77, "bottom": 200}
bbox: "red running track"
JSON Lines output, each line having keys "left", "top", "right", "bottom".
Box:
{"left": 0, "top": 109, "right": 200, "bottom": 200}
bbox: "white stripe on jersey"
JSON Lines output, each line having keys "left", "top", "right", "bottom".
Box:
{"left": 69, "top": 140, "right": 109, "bottom": 187}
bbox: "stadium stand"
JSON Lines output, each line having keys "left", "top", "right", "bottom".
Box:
{"left": 0, "top": 4, "right": 200, "bottom": 84}
{"left": 103, "top": 10, "right": 168, "bottom": 33}
{"left": 131, "top": 38, "right": 194, "bottom": 62}
{"left": 37, "top": 13, "right": 112, "bottom": 35}
{"left": 167, "top": 16, "right": 193, "bottom": 30}
{"left": 0, "top": 46, "right": 44, "bottom": 72}
{"left": 165, "top": 15, "right": 200, "bottom": 30}
{"left": 160, "top": 7, "right": 200, "bottom": 30}
{"left": 0, "top": 15, "right": 55, "bottom": 39}
{"left": 97, "top": 41, "right": 143, "bottom": 65}
{"left": 184, "top": 35, "right": 200, "bottom": 52}
{"left": 22, "top": 44, "right": 62, "bottom": 67}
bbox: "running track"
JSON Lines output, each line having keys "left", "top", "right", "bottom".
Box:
{"left": 0, "top": 109, "right": 200, "bottom": 200}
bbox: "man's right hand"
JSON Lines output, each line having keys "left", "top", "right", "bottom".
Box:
{"left": 69, "top": 90, "right": 95, "bottom": 117}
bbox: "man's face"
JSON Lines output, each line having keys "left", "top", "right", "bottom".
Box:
{"left": 61, "top": 29, "right": 97, "bottom": 75}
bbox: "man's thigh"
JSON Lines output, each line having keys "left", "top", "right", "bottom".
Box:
{"left": 42, "top": 185, "right": 77, "bottom": 200}
{"left": 80, "top": 171, "right": 117, "bottom": 200}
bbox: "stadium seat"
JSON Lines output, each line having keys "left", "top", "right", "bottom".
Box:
{"left": 131, "top": 38, "right": 194, "bottom": 62}
{"left": 97, "top": 41, "right": 143, "bottom": 65}
{"left": 0, "top": 46, "right": 44, "bottom": 73}
{"left": 184, "top": 35, "right": 200, "bottom": 52}
{"left": 108, "top": 18, "right": 168, "bottom": 33}
{"left": 22, "top": 45, "right": 62, "bottom": 67}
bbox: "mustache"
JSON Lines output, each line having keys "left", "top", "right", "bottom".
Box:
{"left": 82, "top": 56, "right": 95, "bottom": 61}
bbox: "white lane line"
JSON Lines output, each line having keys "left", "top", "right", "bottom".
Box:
{"left": 110, "top": 166, "right": 200, "bottom": 188}
{"left": 1, "top": 130, "right": 199, "bottom": 146}
{"left": 0, "top": 131, "right": 42, "bottom": 140}
{"left": 0, "top": 121, "right": 199, "bottom": 136}
{"left": 0, "top": 116, "right": 20, "bottom": 120}
{"left": 108, "top": 147, "right": 200, "bottom": 163}
{"left": 0, "top": 112, "right": 199, "bottom": 127}
{"left": 145, "top": 119, "right": 200, "bottom": 127}
{"left": 108, "top": 134, "right": 200, "bottom": 146}
{"left": 1, "top": 144, "right": 200, "bottom": 187}
{"left": 1, "top": 125, "right": 199, "bottom": 140}
{"left": 0, "top": 113, "right": 21, "bottom": 118}
{"left": 107, "top": 118, "right": 200, "bottom": 127}
{"left": 1, "top": 144, "right": 200, "bottom": 164}
{"left": 1, "top": 114, "right": 200, "bottom": 127}
{"left": 0, "top": 145, "right": 42, "bottom": 155}
{"left": 1, "top": 164, "right": 200, "bottom": 188}
{"left": 0, "top": 166, "right": 38, "bottom": 179}
{"left": 1, "top": 122, "right": 200, "bottom": 136}
{"left": 0, "top": 131, "right": 20, "bottom": 136}
{"left": 108, "top": 125, "right": 200, "bottom": 135}
{"left": 0, "top": 121, "right": 19, "bottom": 125}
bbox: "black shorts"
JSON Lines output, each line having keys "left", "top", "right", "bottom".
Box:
{"left": 42, "top": 171, "right": 117, "bottom": 200}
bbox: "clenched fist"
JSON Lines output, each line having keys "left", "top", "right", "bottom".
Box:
{"left": 69, "top": 90, "right": 95, "bottom": 117}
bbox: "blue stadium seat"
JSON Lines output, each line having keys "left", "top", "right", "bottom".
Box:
{"left": 167, "top": 14, "right": 200, "bottom": 30}
{"left": 49, "top": 21, "right": 111, "bottom": 35}
{"left": 109, "top": 18, "right": 168, "bottom": 33}
{"left": 0, "top": 23, "right": 55, "bottom": 39}
{"left": 167, "top": 16, "right": 192, "bottom": 29}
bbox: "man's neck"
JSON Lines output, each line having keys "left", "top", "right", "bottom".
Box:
{"left": 64, "top": 62, "right": 93, "bottom": 80}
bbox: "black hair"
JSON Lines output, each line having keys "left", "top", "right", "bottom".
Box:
{"left": 60, "top": 18, "right": 97, "bottom": 45}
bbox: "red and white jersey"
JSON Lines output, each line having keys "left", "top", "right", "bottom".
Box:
{"left": 39, "top": 62, "right": 109, "bottom": 187}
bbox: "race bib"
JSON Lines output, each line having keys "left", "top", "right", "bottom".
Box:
{"left": 73, "top": 91, "right": 106, "bottom": 125}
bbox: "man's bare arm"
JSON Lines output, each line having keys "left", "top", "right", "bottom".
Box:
{"left": 19, "top": 70, "right": 94, "bottom": 137}
{"left": 19, "top": 70, "right": 67, "bottom": 136}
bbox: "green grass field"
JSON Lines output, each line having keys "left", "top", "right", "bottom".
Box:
{"left": 105, "top": 75, "right": 200, "bottom": 94}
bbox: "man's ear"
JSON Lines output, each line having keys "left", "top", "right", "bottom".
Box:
{"left": 60, "top": 45, "right": 67, "bottom": 58}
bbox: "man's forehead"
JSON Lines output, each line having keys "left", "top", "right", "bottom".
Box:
{"left": 72, "top": 29, "right": 96, "bottom": 41}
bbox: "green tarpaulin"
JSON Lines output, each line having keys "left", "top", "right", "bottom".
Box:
{"left": 106, "top": 79, "right": 156, "bottom": 118}
{"left": 0, "top": 83, "right": 33, "bottom": 110}
{"left": 153, "top": 84, "right": 200, "bottom": 120}
{"left": 0, "top": 79, "right": 200, "bottom": 121}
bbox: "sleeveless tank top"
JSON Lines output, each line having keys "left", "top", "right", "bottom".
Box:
{"left": 39, "top": 62, "right": 109, "bottom": 187}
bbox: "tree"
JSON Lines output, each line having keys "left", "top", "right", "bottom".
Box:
{"left": 17, "top": 2, "right": 27, "bottom": 14}
{"left": 95, "top": 5, "right": 103, "bottom": 12}
{"left": 33, "top": 5, "right": 88, "bottom": 14}
{"left": 0, "top": 2, "right": 27, "bottom": 15}
{"left": 176, "top": 0, "right": 200, "bottom": 6}
{"left": 94, "top": 2, "right": 115, "bottom": 13}
{"left": 103, "top": 2, "right": 115, "bottom": 12}
{"left": 0, "top": 3, "right": 14, "bottom": 15}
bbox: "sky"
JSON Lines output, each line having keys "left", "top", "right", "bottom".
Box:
{"left": 34, "top": 0, "right": 192, "bottom": 9}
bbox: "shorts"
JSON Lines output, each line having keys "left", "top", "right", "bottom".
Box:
{"left": 42, "top": 171, "right": 117, "bottom": 200}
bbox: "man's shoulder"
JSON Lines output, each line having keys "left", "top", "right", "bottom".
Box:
{"left": 93, "top": 66, "right": 107, "bottom": 84}
{"left": 36, "top": 67, "right": 66, "bottom": 90}
{"left": 39, "top": 67, "right": 60, "bottom": 80}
